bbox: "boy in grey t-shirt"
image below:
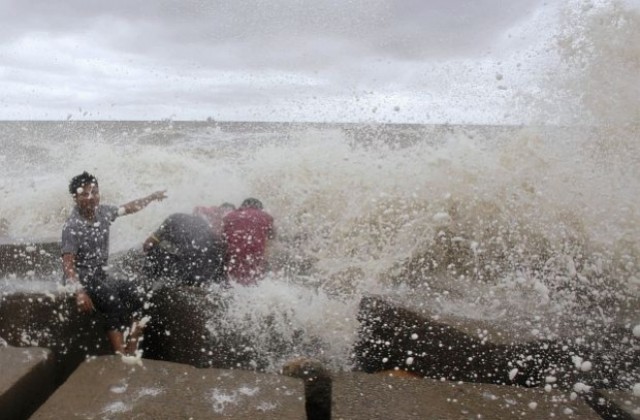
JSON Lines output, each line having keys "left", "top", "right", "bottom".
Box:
{"left": 61, "top": 171, "right": 166, "bottom": 355}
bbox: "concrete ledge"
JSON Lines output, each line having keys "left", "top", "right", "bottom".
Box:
{"left": 0, "top": 345, "right": 55, "bottom": 420}
{"left": 31, "top": 356, "right": 306, "bottom": 419}
{"left": 332, "top": 372, "right": 600, "bottom": 419}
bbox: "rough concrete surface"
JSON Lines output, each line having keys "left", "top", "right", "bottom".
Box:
{"left": 32, "top": 356, "right": 306, "bottom": 419}
{"left": 332, "top": 371, "right": 600, "bottom": 420}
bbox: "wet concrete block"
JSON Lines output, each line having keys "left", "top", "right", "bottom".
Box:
{"left": 332, "top": 372, "right": 600, "bottom": 419}
{"left": 0, "top": 292, "right": 112, "bottom": 383}
{"left": 0, "top": 286, "right": 263, "bottom": 379}
{"left": 0, "top": 345, "right": 55, "bottom": 420}
{"left": 0, "top": 238, "right": 60, "bottom": 278}
{"left": 354, "top": 295, "right": 636, "bottom": 389}
{"left": 141, "top": 286, "right": 214, "bottom": 367}
{"left": 142, "top": 286, "right": 263, "bottom": 370}
{"left": 32, "top": 356, "right": 306, "bottom": 419}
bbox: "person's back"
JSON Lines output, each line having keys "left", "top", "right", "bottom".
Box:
{"left": 223, "top": 198, "right": 274, "bottom": 285}
{"left": 144, "top": 213, "right": 226, "bottom": 286}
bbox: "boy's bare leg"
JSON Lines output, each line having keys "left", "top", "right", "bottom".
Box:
{"left": 106, "top": 330, "right": 126, "bottom": 354}
{"left": 124, "top": 320, "right": 145, "bottom": 356}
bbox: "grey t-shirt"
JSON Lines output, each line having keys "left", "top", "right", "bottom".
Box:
{"left": 61, "top": 204, "right": 119, "bottom": 281}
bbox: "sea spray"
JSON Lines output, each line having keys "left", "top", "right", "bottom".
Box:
{"left": 0, "top": 2, "right": 638, "bottom": 376}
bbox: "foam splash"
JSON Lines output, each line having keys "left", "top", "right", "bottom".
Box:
{"left": 207, "top": 276, "right": 359, "bottom": 371}
{"left": 210, "top": 387, "right": 240, "bottom": 413}
{"left": 120, "top": 352, "right": 144, "bottom": 367}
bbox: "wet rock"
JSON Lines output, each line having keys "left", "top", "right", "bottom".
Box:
{"left": 354, "top": 296, "right": 515, "bottom": 383}
{"left": 353, "top": 296, "right": 637, "bottom": 390}
{"left": 332, "top": 371, "right": 600, "bottom": 419}
{"left": 0, "top": 238, "right": 60, "bottom": 278}
{"left": 142, "top": 285, "right": 261, "bottom": 370}
{"left": 31, "top": 356, "right": 306, "bottom": 419}
{"left": 0, "top": 345, "right": 55, "bottom": 420}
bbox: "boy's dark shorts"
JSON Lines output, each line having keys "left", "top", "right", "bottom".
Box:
{"left": 82, "top": 269, "right": 145, "bottom": 331}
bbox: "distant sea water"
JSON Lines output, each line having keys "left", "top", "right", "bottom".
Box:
{"left": 0, "top": 119, "right": 638, "bottom": 373}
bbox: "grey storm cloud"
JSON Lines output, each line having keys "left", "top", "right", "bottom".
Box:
{"left": 0, "top": 0, "right": 541, "bottom": 69}
{"left": 0, "top": 0, "right": 566, "bottom": 122}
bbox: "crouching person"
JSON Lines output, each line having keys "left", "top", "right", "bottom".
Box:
{"left": 142, "top": 213, "right": 226, "bottom": 286}
{"left": 61, "top": 171, "right": 166, "bottom": 355}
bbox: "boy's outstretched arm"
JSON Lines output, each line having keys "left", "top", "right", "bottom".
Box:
{"left": 119, "top": 190, "right": 167, "bottom": 216}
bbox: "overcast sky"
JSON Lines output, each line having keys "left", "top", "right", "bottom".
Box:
{"left": 0, "top": 0, "right": 632, "bottom": 123}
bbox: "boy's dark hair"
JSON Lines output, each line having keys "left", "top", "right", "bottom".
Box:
{"left": 241, "top": 197, "right": 263, "bottom": 209}
{"left": 220, "top": 202, "right": 236, "bottom": 210}
{"left": 69, "top": 171, "right": 98, "bottom": 196}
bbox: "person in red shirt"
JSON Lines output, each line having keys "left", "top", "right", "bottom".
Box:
{"left": 223, "top": 198, "right": 274, "bottom": 285}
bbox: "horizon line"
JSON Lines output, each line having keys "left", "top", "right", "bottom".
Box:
{"left": 0, "top": 118, "right": 547, "bottom": 127}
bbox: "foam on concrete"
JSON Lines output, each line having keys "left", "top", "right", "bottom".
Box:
{"left": 32, "top": 356, "right": 306, "bottom": 419}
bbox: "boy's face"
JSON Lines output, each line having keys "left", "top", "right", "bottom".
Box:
{"left": 74, "top": 182, "right": 100, "bottom": 212}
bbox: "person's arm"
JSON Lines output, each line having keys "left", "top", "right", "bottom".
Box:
{"left": 143, "top": 215, "right": 174, "bottom": 252}
{"left": 62, "top": 253, "right": 94, "bottom": 313}
{"left": 119, "top": 190, "right": 167, "bottom": 216}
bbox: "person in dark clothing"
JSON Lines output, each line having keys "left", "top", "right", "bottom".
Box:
{"left": 143, "top": 213, "right": 226, "bottom": 286}
{"left": 61, "top": 171, "right": 166, "bottom": 355}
